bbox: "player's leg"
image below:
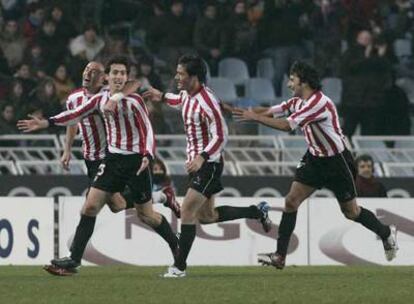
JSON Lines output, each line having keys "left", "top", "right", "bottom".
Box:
{"left": 71, "top": 187, "right": 110, "bottom": 262}
{"left": 129, "top": 165, "right": 179, "bottom": 259}
{"left": 196, "top": 196, "right": 272, "bottom": 232}
{"left": 46, "top": 187, "right": 110, "bottom": 275}
{"left": 258, "top": 181, "right": 315, "bottom": 269}
{"left": 106, "top": 188, "right": 136, "bottom": 213}
{"left": 340, "top": 198, "right": 398, "bottom": 261}
{"left": 171, "top": 188, "right": 208, "bottom": 274}
{"left": 329, "top": 149, "right": 398, "bottom": 261}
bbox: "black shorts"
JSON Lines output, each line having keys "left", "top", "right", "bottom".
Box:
{"left": 85, "top": 159, "right": 103, "bottom": 183}
{"left": 294, "top": 149, "right": 357, "bottom": 203}
{"left": 92, "top": 153, "right": 152, "bottom": 204}
{"left": 188, "top": 160, "right": 224, "bottom": 198}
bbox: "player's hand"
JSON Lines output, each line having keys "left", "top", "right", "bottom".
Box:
{"left": 142, "top": 86, "right": 163, "bottom": 102}
{"left": 137, "top": 156, "right": 150, "bottom": 175}
{"left": 60, "top": 150, "right": 71, "bottom": 171}
{"left": 186, "top": 155, "right": 205, "bottom": 174}
{"left": 232, "top": 107, "right": 258, "bottom": 122}
{"left": 221, "top": 102, "right": 234, "bottom": 114}
{"left": 103, "top": 99, "right": 118, "bottom": 116}
{"left": 16, "top": 115, "right": 49, "bottom": 133}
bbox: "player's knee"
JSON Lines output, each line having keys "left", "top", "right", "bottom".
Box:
{"left": 83, "top": 204, "right": 100, "bottom": 216}
{"left": 341, "top": 208, "right": 358, "bottom": 220}
{"left": 285, "top": 195, "right": 300, "bottom": 212}
{"left": 108, "top": 205, "right": 123, "bottom": 213}
{"left": 198, "top": 212, "right": 215, "bottom": 224}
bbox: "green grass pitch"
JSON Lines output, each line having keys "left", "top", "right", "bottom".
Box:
{"left": 0, "top": 266, "right": 413, "bottom": 304}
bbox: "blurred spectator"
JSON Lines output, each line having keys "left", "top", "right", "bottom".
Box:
{"left": 0, "top": 18, "right": 27, "bottom": 69}
{"left": 193, "top": 1, "right": 226, "bottom": 75}
{"left": 226, "top": 0, "right": 257, "bottom": 73}
{"left": 37, "top": 18, "right": 67, "bottom": 65}
{"left": 22, "top": 2, "right": 45, "bottom": 45}
{"left": 145, "top": 2, "right": 166, "bottom": 54}
{"left": 340, "top": 29, "right": 393, "bottom": 136}
{"left": 310, "top": 0, "right": 344, "bottom": 77}
{"left": 380, "top": 75, "right": 411, "bottom": 135}
{"left": 49, "top": 4, "right": 77, "bottom": 41}
{"left": 24, "top": 44, "right": 48, "bottom": 79}
{"left": 14, "top": 62, "right": 37, "bottom": 94}
{"left": 97, "top": 36, "right": 135, "bottom": 63}
{"left": 53, "top": 64, "right": 75, "bottom": 104}
{"left": 32, "top": 78, "right": 62, "bottom": 118}
{"left": 158, "top": 0, "right": 195, "bottom": 72}
{"left": 341, "top": 0, "right": 380, "bottom": 42}
{"left": 355, "top": 154, "right": 387, "bottom": 197}
{"left": 4, "top": 79, "right": 27, "bottom": 119}
{"left": 69, "top": 23, "right": 105, "bottom": 61}
{"left": 258, "top": 0, "right": 308, "bottom": 95}
{"left": 136, "top": 55, "right": 163, "bottom": 91}
{"left": 1, "top": 0, "right": 25, "bottom": 20}
{"left": 0, "top": 48, "right": 11, "bottom": 99}
{"left": 0, "top": 103, "right": 18, "bottom": 134}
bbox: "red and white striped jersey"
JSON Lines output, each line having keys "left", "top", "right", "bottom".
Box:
{"left": 66, "top": 88, "right": 106, "bottom": 161}
{"left": 270, "top": 91, "right": 346, "bottom": 157}
{"left": 53, "top": 91, "right": 155, "bottom": 157}
{"left": 164, "top": 85, "right": 228, "bottom": 162}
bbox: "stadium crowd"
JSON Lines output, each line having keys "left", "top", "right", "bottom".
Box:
{"left": 0, "top": 0, "right": 413, "bottom": 136}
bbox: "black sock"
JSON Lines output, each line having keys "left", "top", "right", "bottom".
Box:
{"left": 276, "top": 211, "right": 297, "bottom": 256}
{"left": 216, "top": 205, "right": 261, "bottom": 222}
{"left": 122, "top": 189, "right": 135, "bottom": 209}
{"left": 174, "top": 224, "right": 196, "bottom": 271}
{"left": 153, "top": 215, "right": 178, "bottom": 253}
{"left": 354, "top": 207, "right": 390, "bottom": 240}
{"left": 70, "top": 215, "right": 96, "bottom": 263}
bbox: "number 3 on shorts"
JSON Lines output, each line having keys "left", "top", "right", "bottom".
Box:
{"left": 93, "top": 163, "right": 106, "bottom": 182}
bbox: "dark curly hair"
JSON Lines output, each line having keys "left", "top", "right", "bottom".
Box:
{"left": 177, "top": 54, "right": 207, "bottom": 84}
{"left": 289, "top": 61, "right": 322, "bottom": 91}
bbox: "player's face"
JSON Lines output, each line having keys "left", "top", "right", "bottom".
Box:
{"left": 175, "top": 64, "right": 195, "bottom": 91}
{"left": 287, "top": 73, "right": 304, "bottom": 98}
{"left": 82, "top": 62, "right": 104, "bottom": 90}
{"left": 108, "top": 64, "right": 128, "bottom": 92}
{"left": 358, "top": 160, "right": 374, "bottom": 179}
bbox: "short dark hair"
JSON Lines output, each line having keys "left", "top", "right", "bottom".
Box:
{"left": 105, "top": 55, "right": 130, "bottom": 74}
{"left": 289, "top": 61, "right": 322, "bottom": 90}
{"left": 356, "top": 154, "right": 374, "bottom": 166}
{"left": 177, "top": 54, "right": 207, "bottom": 83}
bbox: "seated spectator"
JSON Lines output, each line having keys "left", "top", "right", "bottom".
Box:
{"left": 32, "top": 78, "right": 62, "bottom": 118}
{"left": 226, "top": 0, "right": 257, "bottom": 74}
{"left": 49, "top": 4, "right": 77, "bottom": 42}
{"left": 69, "top": 23, "right": 105, "bottom": 61}
{"left": 37, "top": 18, "right": 68, "bottom": 65}
{"left": 24, "top": 44, "right": 48, "bottom": 79}
{"left": 136, "top": 55, "right": 163, "bottom": 91}
{"left": 53, "top": 64, "right": 75, "bottom": 104}
{"left": 22, "top": 2, "right": 45, "bottom": 45}
{"left": 4, "top": 79, "right": 27, "bottom": 119}
{"left": 0, "top": 18, "right": 27, "bottom": 69}
{"left": 13, "top": 62, "right": 37, "bottom": 94}
{"left": 193, "top": 1, "right": 226, "bottom": 75}
{"left": 0, "top": 103, "right": 18, "bottom": 134}
{"left": 158, "top": 0, "right": 195, "bottom": 72}
{"left": 355, "top": 154, "right": 387, "bottom": 197}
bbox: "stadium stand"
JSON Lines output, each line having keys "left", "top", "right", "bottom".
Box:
{"left": 2, "top": 134, "right": 414, "bottom": 177}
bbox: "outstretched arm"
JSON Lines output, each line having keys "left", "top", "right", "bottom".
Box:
{"left": 17, "top": 114, "right": 49, "bottom": 133}
{"left": 232, "top": 108, "right": 292, "bottom": 131}
{"left": 143, "top": 86, "right": 183, "bottom": 109}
